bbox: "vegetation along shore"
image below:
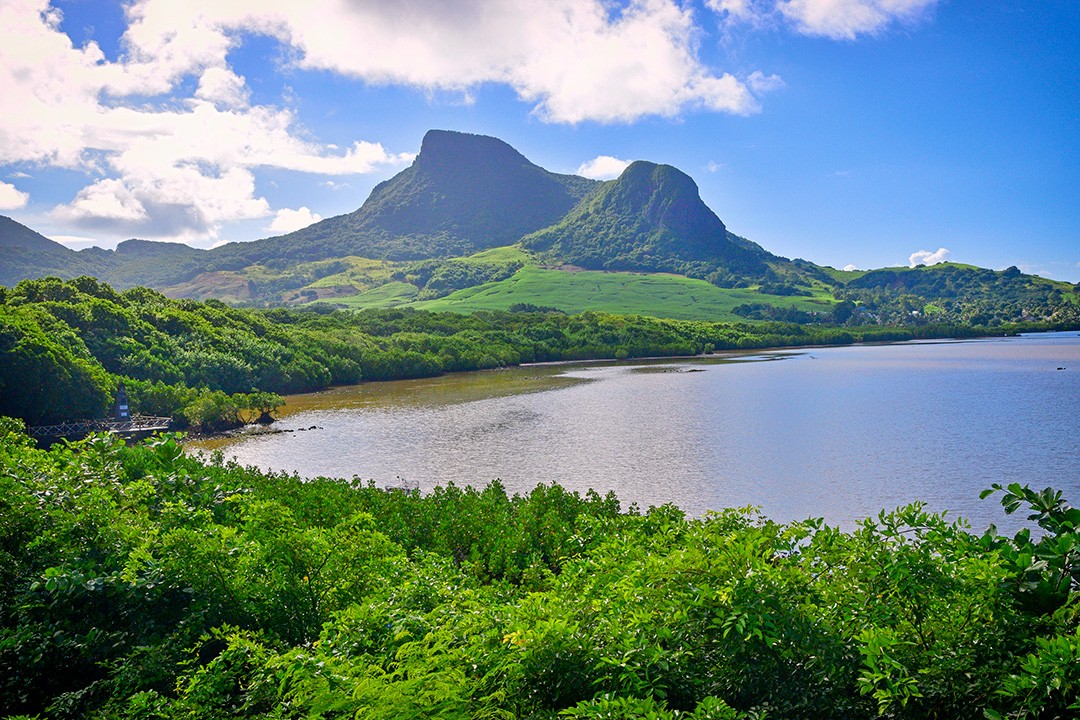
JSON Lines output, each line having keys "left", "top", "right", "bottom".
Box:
{"left": 1, "top": 419, "right": 1077, "bottom": 718}
{"left": 3, "top": 275, "right": 1077, "bottom": 438}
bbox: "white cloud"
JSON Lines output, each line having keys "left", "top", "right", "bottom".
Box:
{"left": 747, "top": 70, "right": 785, "bottom": 94}
{"left": 843, "top": 263, "right": 858, "bottom": 271}
{"left": 707, "top": 0, "right": 773, "bottom": 25}
{"left": 780, "top": 0, "right": 937, "bottom": 39}
{"left": 269, "top": 206, "right": 322, "bottom": 233}
{"left": 577, "top": 155, "right": 633, "bottom": 180}
{"left": 0, "top": 181, "right": 29, "bottom": 209}
{"left": 195, "top": 67, "right": 251, "bottom": 109}
{"left": 909, "top": 247, "right": 950, "bottom": 267}
{"left": 705, "top": 161, "right": 725, "bottom": 172}
{"left": 0, "top": 0, "right": 410, "bottom": 241}
{"left": 712, "top": 0, "right": 938, "bottom": 39}
{"left": 1, "top": 0, "right": 780, "bottom": 241}
{"left": 118, "top": 0, "right": 767, "bottom": 123}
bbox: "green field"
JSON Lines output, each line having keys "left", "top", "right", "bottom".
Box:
{"left": 304, "top": 256, "right": 401, "bottom": 290}
{"left": 411, "top": 265, "right": 836, "bottom": 321}
{"left": 326, "top": 280, "right": 419, "bottom": 309}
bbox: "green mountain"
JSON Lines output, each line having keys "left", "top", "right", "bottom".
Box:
{"left": 207, "top": 129, "right": 599, "bottom": 267}
{"left": 0, "top": 215, "right": 106, "bottom": 286}
{"left": 0, "top": 215, "right": 65, "bottom": 252}
{"left": 522, "top": 161, "right": 772, "bottom": 280}
{"left": 1, "top": 131, "right": 1076, "bottom": 326}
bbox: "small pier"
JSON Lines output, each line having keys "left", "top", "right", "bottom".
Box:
{"left": 27, "top": 382, "right": 170, "bottom": 442}
{"left": 27, "top": 416, "right": 173, "bottom": 441}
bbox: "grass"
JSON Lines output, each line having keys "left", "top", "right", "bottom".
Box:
{"left": 325, "top": 281, "right": 420, "bottom": 309}
{"left": 814, "top": 265, "right": 867, "bottom": 283}
{"left": 461, "top": 245, "right": 534, "bottom": 265}
{"left": 305, "top": 256, "right": 401, "bottom": 290}
{"left": 411, "top": 265, "right": 836, "bottom": 321}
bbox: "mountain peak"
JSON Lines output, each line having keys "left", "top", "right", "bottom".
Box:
{"left": 522, "top": 158, "right": 770, "bottom": 278}
{"left": 414, "top": 129, "right": 532, "bottom": 175}
{"left": 259, "top": 129, "right": 599, "bottom": 260}
{"left": 607, "top": 161, "right": 705, "bottom": 226}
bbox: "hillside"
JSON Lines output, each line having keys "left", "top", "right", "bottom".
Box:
{"left": 206, "top": 129, "right": 600, "bottom": 267}
{"left": 0, "top": 215, "right": 106, "bottom": 286}
{"left": 409, "top": 266, "right": 834, "bottom": 321}
{"left": 522, "top": 161, "right": 773, "bottom": 282}
{"left": 1, "top": 131, "right": 1077, "bottom": 325}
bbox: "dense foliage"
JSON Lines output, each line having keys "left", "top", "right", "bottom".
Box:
{"left": 1, "top": 420, "right": 1077, "bottom": 719}
{"left": 840, "top": 264, "right": 1080, "bottom": 326}
{"left": 7, "top": 275, "right": 1070, "bottom": 429}
{"left": 394, "top": 252, "right": 526, "bottom": 300}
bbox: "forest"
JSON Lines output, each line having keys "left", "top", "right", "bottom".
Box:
{"left": 3, "top": 275, "right": 1076, "bottom": 431}
{"left": 0, "top": 420, "right": 1077, "bottom": 719}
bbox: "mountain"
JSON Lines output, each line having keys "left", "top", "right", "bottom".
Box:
{"left": 0, "top": 215, "right": 65, "bottom": 252}
{"left": 0, "top": 133, "right": 780, "bottom": 292}
{"left": 0, "top": 215, "right": 107, "bottom": 286}
{"left": 1, "top": 132, "right": 1075, "bottom": 327}
{"left": 522, "top": 161, "right": 772, "bottom": 280}
{"left": 207, "top": 129, "right": 599, "bottom": 268}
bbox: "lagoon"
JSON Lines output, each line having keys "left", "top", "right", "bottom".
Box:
{"left": 192, "top": 332, "right": 1080, "bottom": 531}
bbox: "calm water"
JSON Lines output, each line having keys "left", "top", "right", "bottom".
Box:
{"left": 192, "top": 332, "right": 1080, "bottom": 531}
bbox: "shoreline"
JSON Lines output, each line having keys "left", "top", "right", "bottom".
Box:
{"left": 184, "top": 326, "right": 1078, "bottom": 439}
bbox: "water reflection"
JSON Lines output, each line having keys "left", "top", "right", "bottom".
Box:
{"left": 190, "top": 334, "right": 1080, "bottom": 531}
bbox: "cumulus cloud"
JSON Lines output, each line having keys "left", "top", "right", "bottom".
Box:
{"left": 269, "top": 206, "right": 322, "bottom": 233}
{"left": 909, "top": 247, "right": 950, "bottom": 267}
{"left": 0, "top": 0, "right": 786, "bottom": 241}
{"left": 577, "top": 155, "right": 633, "bottom": 180}
{"left": 711, "top": 0, "right": 938, "bottom": 39}
{"left": 0, "top": 181, "right": 29, "bottom": 210}
{"left": 843, "top": 263, "right": 858, "bottom": 271}
{"left": 114, "top": 0, "right": 767, "bottom": 123}
{"left": 0, "top": 0, "right": 410, "bottom": 241}
{"left": 195, "top": 67, "right": 251, "bottom": 109}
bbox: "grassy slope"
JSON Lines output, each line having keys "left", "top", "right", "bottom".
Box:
{"left": 328, "top": 281, "right": 420, "bottom": 309}
{"left": 304, "top": 256, "right": 401, "bottom": 290}
{"left": 815, "top": 265, "right": 867, "bottom": 283}
{"left": 410, "top": 265, "right": 835, "bottom": 321}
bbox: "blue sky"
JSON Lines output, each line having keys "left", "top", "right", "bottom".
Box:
{"left": 1, "top": 0, "right": 1077, "bottom": 281}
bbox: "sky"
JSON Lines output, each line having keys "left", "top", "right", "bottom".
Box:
{"left": 1, "top": 0, "right": 1077, "bottom": 281}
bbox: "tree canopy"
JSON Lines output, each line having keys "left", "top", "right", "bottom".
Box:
{"left": 0, "top": 422, "right": 1077, "bottom": 719}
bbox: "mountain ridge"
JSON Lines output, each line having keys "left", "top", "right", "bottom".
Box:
{"left": 209, "top": 130, "right": 600, "bottom": 266}
{"left": 1, "top": 131, "right": 1076, "bottom": 326}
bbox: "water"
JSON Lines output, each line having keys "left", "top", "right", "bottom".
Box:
{"left": 191, "top": 332, "right": 1080, "bottom": 531}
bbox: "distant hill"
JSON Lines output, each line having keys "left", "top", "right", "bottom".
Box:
{"left": 0, "top": 215, "right": 106, "bottom": 286}
{"left": 0, "top": 215, "right": 65, "bottom": 252}
{"left": 522, "top": 160, "right": 772, "bottom": 280}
